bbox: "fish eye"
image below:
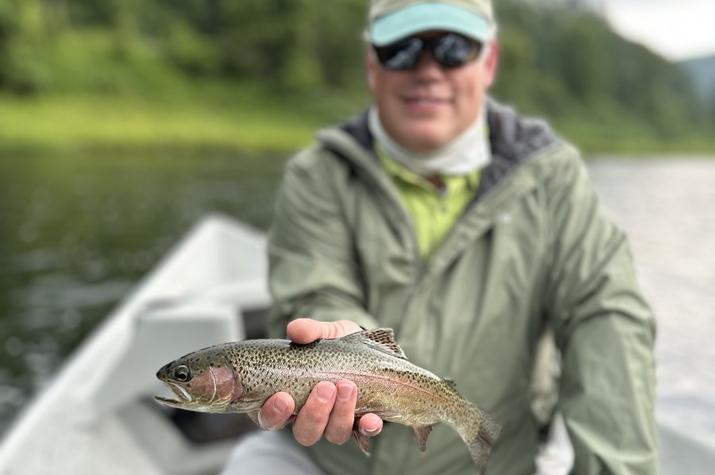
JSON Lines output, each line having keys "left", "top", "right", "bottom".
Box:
{"left": 173, "top": 365, "right": 191, "bottom": 382}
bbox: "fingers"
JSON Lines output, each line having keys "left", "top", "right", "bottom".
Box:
{"left": 258, "top": 392, "right": 295, "bottom": 431}
{"left": 272, "top": 319, "right": 375, "bottom": 448}
{"left": 265, "top": 380, "right": 382, "bottom": 449}
{"left": 288, "top": 318, "right": 363, "bottom": 344}
{"left": 358, "top": 413, "right": 383, "bottom": 438}
{"left": 292, "top": 382, "right": 337, "bottom": 446}
{"left": 324, "top": 380, "right": 358, "bottom": 445}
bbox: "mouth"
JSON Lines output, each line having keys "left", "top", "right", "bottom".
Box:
{"left": 401, "top": 96, "right": 453, "bottom": 115}
{"left": 154, "top": 382, "right": 193, "bottom": 407}
{"left": 403, "top": 96, "right": 452, "bottom": 105}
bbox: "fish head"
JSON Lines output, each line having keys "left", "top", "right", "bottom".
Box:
{"left": 154, "top": 349, "right": 243, "bottom": 412}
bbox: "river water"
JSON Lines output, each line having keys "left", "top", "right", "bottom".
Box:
{"left": 0, "top": 152, "right": 286, "bottom": 434}
{"left": 0, "top": 155, "right": 713, "bottom": 450}
{"left": 588, "top": 157, "right": 715, "bottom": 449}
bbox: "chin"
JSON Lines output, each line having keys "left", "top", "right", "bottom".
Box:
{"left": 400, "top": 128, "right": 452, "bottom": 152}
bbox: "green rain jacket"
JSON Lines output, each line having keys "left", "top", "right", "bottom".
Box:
{"left": 267, "top": 99, "right": 658, "bottom": 475}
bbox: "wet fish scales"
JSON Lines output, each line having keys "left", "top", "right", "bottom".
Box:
{"left": 155, "top": 329, "right": 500, "bottom": 474}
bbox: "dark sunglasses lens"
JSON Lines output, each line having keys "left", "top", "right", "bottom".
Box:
{"left": 374, "top": 38, "right": 423, "bottom": 70}
{"left": 374, "top": 34, "right": 482, "bottom": 70}
{"left": 434, "top": 34, "right": 482, "bottom": 68}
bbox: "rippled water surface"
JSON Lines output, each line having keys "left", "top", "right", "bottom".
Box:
{"left": 589, "top": 157, "right": 715, "bottom": 449}
{"left": 0, "top": 152, "right": 286, "bottom": 433}
{"left": 1, "top": 155, "right": 713, "bottom": 448}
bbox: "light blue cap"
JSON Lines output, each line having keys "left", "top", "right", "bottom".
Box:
{"left": 369, "top": 3, "right": 494, "bottom": 46}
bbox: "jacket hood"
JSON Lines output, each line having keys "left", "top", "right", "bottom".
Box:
{"left": 320, "top": 97, "right": 561, "bottom": 198}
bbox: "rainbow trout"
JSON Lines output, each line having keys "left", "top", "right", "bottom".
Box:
{"left": 155, "top": 329, "right": 500, "bottom": 473}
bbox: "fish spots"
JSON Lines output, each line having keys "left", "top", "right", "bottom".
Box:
{"left": 156, "top": 334, "right": 497, "bottom": 470}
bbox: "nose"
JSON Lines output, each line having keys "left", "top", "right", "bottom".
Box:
{"left": 413, "top": 50, "right": 445, "bottom": 80}
{"left": 156, "top": 363, "right": 169, "bottom": 379}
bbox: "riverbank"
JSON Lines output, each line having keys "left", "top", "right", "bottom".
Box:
{"left": 0, "top": 83, "right": 368, "bottom": 155}
{"left": 1, "top": 83, "right": 714, "bottom": 155}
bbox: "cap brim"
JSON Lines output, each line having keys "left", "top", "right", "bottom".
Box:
{"left": 369, "top": 3, "right": 494, "bottom": 46}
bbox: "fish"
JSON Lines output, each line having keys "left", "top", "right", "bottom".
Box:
{"left": 155, "top": 328, "right": 501, "bottom": 474}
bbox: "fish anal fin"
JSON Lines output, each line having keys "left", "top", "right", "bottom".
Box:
{"left": 412, "top": 424, "right": 434, "bottom": 452}
{"left": 353, "top": 430, "right": 371, "bottom": 456}
{"left": 342, "top": 328, "right": 407, "bottom": 359}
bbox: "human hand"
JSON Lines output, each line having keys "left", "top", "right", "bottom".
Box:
{"left": 257, "top": 318, "right": 384, "bottom": 447}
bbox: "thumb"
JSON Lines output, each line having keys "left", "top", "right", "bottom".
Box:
{"left": 287, "top": 318, "right": 362, "bottom": 344}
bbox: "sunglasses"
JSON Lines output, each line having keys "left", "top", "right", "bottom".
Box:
{"left": 373, "top": 33, "right": 485, "bottom": 71}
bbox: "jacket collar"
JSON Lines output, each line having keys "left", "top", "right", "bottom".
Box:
{"left": 319, "top": 97, "right": 559, "bottom": 198}
{"left": 316, "top": 98, "right": 564, "bottom": 273}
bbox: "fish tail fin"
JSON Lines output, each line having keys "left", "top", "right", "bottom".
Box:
{"left": 454, "top": 405, "right": 501, "bottom": 475}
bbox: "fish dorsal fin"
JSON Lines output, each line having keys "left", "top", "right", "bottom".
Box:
{"left": 342, "top": 328, "right": 407, "bottom": 359}
{"left": 444, "top": 377, "right": 457, "bottom": 389}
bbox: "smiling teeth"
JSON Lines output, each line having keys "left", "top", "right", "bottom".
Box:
{"left": 409, "top": 98, "right": 446, "bottom": 103}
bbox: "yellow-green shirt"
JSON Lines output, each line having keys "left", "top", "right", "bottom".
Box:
{"left": 378, "top": 150, "right": 481, "bottom": 257}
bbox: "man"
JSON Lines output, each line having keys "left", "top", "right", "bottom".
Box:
{"left": 223, "top": 0, "right": 658, "bottom": 474}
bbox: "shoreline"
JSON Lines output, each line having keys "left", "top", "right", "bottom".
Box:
{"left": 1, "top": 90, "right": 714, "bottom": 156}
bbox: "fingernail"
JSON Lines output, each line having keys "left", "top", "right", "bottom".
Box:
{"left": 257, "top": 411, "right": 272, "bottom": 430}
{"left": 274, "top": 397, "right": 288, "bottom": 413}
{"left": 363, "top": 426, "right": 380, "bottom": 436}
{"left": 317, "top": 383, "right": 335, "bottom": 402}
{"left": 337, "top": 383, "right": 354, "bottom": 401}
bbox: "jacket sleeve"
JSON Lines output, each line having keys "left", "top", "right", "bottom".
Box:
{"left": 545, "top": 152, "right": 658, "bottom": 474}
{"left": 266, "top": 149, "right": 379, "bottom": 338}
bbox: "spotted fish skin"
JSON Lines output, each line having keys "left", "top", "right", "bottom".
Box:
{"left": 155, "top": 329, "right": 500, "bottom": 474}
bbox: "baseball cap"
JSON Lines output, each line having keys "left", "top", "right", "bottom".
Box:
{"left": 367, "top": 0, "right": 496, "bottom": 46}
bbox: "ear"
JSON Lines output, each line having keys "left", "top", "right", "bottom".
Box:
{"left": 365, "top": 49, "right": 378, "bottom": 93}
{"left": 484, "top": 40, "right": 500, "bottom": 88}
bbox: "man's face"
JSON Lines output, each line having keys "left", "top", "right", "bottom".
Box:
{"left": 367, "top": 32, "right": 499, "bottom": 152}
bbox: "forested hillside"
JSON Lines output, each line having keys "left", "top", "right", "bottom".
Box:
{"left": 0, "top": 0, "right": 711, "bottom": 152}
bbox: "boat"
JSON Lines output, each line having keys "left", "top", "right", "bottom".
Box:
{"left": 0, "top": 214, "right": 712, "bottom": 474}
{"left": 0, "top": 214, "right": 270, "bottom": 475}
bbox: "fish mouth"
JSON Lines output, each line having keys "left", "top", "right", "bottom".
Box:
{"left": 155, "top": 382, "right": 193, "bottom": 407}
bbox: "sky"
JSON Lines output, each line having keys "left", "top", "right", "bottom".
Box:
{"left": 602, "top": 0, "right": 715, "bottom": 61}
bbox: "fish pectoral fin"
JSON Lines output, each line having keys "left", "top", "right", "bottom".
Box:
{"left": 412, "top": 425, "right": 434, "bottom": 452}
{"left": 353, "top": 429, "right": 371, "bottom": 456}
{"left": 246, "top": 410, "right": 261, "bottom": 427}
{"left": 246, "top": 408, "right": 297, "bottom": 430}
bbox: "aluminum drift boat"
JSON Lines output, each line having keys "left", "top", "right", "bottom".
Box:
{"left": 0, "top": 214, "right": 271, "bottom": 475}
{"left": 0, "top": 214, "right": 712, "bottom": 474}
